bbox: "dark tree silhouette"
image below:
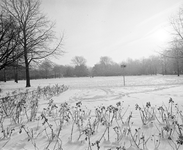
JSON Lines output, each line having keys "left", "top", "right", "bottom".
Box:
{"left": 1, "top": 0, "right": 63, "bottom": 87}
{"left": 0, "top": 12, "right": 21, "bottom": 70}
{"left": 71, "top": 56, "right": 87, "bottom": 66}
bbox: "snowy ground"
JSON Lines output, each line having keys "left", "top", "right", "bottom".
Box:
{"left": 0, "top": 75, "right": 183, "bottom": 150}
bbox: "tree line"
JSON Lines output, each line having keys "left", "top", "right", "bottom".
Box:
{"left": 1, "top": 53, "right": 183, "bottom": 81}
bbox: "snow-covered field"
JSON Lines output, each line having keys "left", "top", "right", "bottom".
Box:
{"left": 0, "top": 75, "right": 183, "bottom": 150}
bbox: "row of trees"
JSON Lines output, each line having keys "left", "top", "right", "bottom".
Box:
{"left": 0, "top": 0, "right": 63, "bottom": 87}
{"left": 1, "top": 54, "right": 183, "bottom": 81}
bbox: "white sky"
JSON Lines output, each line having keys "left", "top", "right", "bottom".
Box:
{"left": 41, "top": 0, "right": 183, "bottom": 67}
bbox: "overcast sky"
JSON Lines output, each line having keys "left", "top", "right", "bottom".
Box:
{"left": 41, "top": 0, "right": 183, "bottom": 66}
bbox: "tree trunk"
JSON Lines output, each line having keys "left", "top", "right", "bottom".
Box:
{"left": 3, "top": 68, "right": 6, "bottom": 82}
{"left": 23, "top": 27, "right": 31, "bottom": 87}
{"left": 176, "top": 58, "right": 180, "bottom": 76}
{"left": 14, "top": 60, "right": 18, "bottom": 83}
{"left": 25, "top": 61, "right": 30, "bottom": 87}
{"left": 14, "top": 67, "right": 18, "bottom": 83}
{"left": 164, "top": 60, "right": 167, "bottom": 75}
{"left": 24, "top": 47, "right": 31, "bottom": 87}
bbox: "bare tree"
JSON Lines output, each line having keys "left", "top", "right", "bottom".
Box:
{"left": 0, "top": 11, "right": 22, "bottom": 70}
{"left": 71, "top": 56, "right": 86, "bottom": 66}
{"left": 157, "top": 6, "right": 183, "bottom": 76}
{"left": 168, "top": 39, "right": 182, "bottom": 76}
{"left": 170, "top": 7, "right": 183, "bottom": 57}
{"left": 100, "top": 56, "right": 113, "bottom": 65}
{"left": 1, "top": 0, "right": 63, "bottom": 87}
{"left": 39, "top": 59, "right": 53, "bottom": 79}
{"left": 52, "top": 64, "right": 61, "bottom": 78}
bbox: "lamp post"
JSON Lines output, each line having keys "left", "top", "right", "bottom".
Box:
{"left": 121, "top": 64, "right": 126, "bottom": 86}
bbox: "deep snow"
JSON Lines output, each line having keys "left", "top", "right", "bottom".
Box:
{"left": 0, "top": 75, "right": 183, "bottom": 150}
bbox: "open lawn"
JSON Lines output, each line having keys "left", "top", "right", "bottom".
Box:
{"left": 0, "top": 75, "right": 183, "bottom": 150}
